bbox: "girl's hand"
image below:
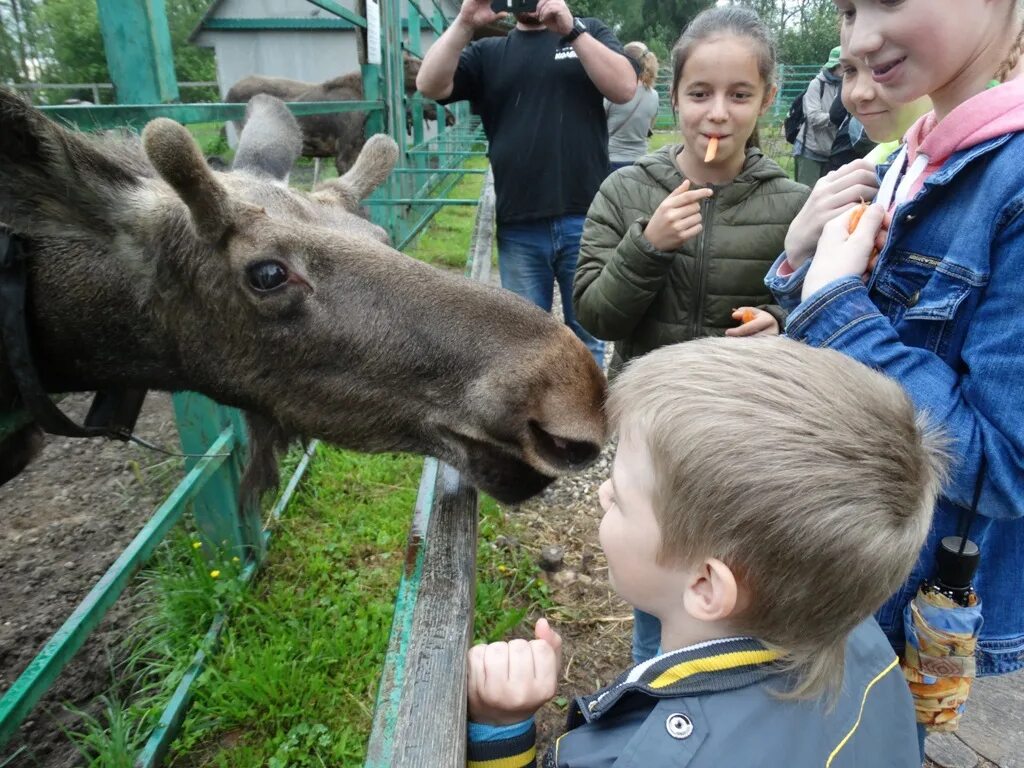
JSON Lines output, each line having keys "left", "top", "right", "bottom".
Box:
{"left": 643, "top": 180, "right": 714, "bottom": 252}
{"left": 724, "top": 307, "right": 779, "bottom": 337}
{"left": 802, "top": 204, "right": 886, "bottom": 301}
{"left": 784, "top": 159, "right": 880, "bottom": 269}
{"left": 467, "top": 619, "right": 563, "bottom": 726}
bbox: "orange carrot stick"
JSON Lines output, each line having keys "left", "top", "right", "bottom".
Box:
{"left": 741, "top": 308, "right": 757, "bottom": 324}
{"left": 849, "top": 201, "right": 882, "bottom": 272}
{"left": 848, "top": 202, "right": 869, "bottom": 234}
{"left": 704, "top": 137, "right": 719, "bottom": 163}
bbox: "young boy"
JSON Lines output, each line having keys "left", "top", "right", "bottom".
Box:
{"left": 466, "top": 336, "right": 945, "bottom": 768}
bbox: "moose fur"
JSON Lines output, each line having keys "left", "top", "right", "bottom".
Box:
{"left": 226, "top": 54, "right": 452, "bottom": 176}
{"left": 0, "top": 90, "right": 606, "bottom": 504}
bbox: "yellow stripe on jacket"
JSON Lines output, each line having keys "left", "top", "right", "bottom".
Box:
{"left": 467, "top": 745, "right": 536, "bottom": 768}
{"left": 648, "top": 649, "right": 782, "bottom": 689}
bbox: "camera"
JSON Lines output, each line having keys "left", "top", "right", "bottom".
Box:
{"left": 490, "top": 0, "right": 540, "bottom": 13}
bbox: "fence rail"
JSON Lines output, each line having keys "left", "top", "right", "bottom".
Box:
{"left": 366, "top": 170, "right": 496, "bottom": 767}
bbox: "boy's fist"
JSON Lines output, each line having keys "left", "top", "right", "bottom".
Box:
{"left": 467, "top": 619, "right": 563, "bottom": 726}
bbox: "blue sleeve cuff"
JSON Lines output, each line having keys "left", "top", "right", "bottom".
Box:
{"left": 765, "top": 252, "right": 812, "bottom": 313}
{"left": 468, "top": 718, "right": 534, "bottom": 743}
{"left": 784, "top": 277, "right": 886, "bottom": 347}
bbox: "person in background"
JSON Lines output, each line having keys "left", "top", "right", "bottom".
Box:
{"left": 606, "top": 41, "right": 660, "bottom": 173}
{"left": 416, "top": 0, "right": 639, "bottom": 367}
{"left": 792, "top": 46, "right": 843, "bottom": 186}
{"left": 838, "top": 45, "right": 932, "bottom": 164}
{"left": 574, "top": 7, "right": 809, "bottom": 665}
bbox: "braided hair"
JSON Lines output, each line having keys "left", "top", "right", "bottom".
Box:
{"left": 994, "top": 20, "right": 1024, "bottom": 83}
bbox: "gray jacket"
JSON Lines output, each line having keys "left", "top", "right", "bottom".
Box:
{"left": 466, "top": 620, "right": 921, "bottom": 767}
{"left": 606, "top": 85, "right": 660, "bottom": 163}
{"left": 797, "top": 69, "right": 842, "bottom": 159}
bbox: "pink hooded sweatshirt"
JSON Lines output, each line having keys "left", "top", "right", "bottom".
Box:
{"left": 892, "top": 73, "right": 1024, "bottom": 202}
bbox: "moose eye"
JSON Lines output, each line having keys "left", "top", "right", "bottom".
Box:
{"left": 246, "top": 260, "right": 289, "bottom": 292}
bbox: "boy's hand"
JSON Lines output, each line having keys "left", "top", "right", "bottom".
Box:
{"left": 784, "top": 159, "right": 880, "bottom": 270}
{"left": 724, "top": 307, "right": 779, "bottom": 337}
{"left": 802, "top": 203, "right": 885, "bottom": 301}
{"left": 643, "top": 180, "right": 713, "bottom": 252}
{"left": 467, "top": 619, "right": 563, "bottom": 726}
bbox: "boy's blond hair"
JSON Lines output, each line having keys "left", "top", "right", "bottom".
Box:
{"left": 607, "top": 337, "right": 947, "bottom": 699}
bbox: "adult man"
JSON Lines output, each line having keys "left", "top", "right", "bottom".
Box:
{"left": 417, "top": 0, "right": 638, "bottom": 366}
{"left": 792, "top": 46, "right": 843, "bottom": 186}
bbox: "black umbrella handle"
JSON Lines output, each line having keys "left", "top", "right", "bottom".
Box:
{"left": 955, "top": 454, "right": 987, "bottom": 555}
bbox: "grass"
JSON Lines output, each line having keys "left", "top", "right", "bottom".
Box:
{"left": 161, "top": 448, "right": 548, "bottom": 766}
{"left": 403, "top": 156, "right": 491, "bottom": 270}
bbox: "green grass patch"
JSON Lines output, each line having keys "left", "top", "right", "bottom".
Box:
{"left": 161, "top": 448, "right": 549, "bottom": 767}
{"left": 403, "top": 156, "right": 491, "bottom": 271}
{"left": 188, "top": 122, "right": 231, "bottom": 160}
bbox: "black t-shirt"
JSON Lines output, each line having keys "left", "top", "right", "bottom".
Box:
{"left": 440, "top": 20, "right": 632, "bottom": 224}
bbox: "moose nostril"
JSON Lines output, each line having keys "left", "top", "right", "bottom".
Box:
{"left": 529, "top": 421, "right": 601, "bottom": 470}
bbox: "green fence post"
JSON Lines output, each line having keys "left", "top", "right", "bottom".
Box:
{"left": 172, "top": 393, "right": 253, "bottom": 561}
{"left": 95, "top": 0, "right": 179, "bottom": 104}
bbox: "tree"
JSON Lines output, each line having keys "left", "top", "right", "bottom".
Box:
{"left": 26, "top": 0, "right": 214, "bottom": 100}
{"left": 628, "top": 0, "right": 716, "bottom": 51}
{"left": 726, "top": 0, "right": 839, "bottom": 65}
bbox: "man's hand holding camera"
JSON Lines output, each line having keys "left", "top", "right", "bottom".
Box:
{"left": 536, "top": 0, "right": 575, "bottom": 36}
{"left": 457, "top": 0, "right": 506, "bottom": 31}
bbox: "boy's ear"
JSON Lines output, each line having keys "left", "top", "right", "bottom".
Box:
{"left": 683, "top": 558, "right": 740, "bottom": 622}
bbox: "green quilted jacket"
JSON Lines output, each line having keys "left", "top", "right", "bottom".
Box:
{"left": 574, "top": 144, "right": 809, "bottom": 373}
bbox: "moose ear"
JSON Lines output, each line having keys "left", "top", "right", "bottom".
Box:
{"left": 232, "top": 95, "right": 302, "bottom": 181}
{"left": 312, "top": 133, "right": 397, "bottom": 212}
{"left": 0, "top": 87, "right": 141, "bottom": 238}
{"left": 142, "top": 117, "right": 234, "bottom": 243}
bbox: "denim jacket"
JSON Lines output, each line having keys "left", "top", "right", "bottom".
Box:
{"left": 766, "top": 132, "right": 1024, "bottom": 675}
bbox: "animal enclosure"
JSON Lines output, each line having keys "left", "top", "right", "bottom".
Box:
{"left": 0, "top": 1, "right": 593, "bottom": 765}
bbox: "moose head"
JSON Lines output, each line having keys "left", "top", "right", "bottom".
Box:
{"left": 0, "top": 91, "right": 606, "bottom": 503}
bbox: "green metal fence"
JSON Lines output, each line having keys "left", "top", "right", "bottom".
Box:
{"left": 0, "top": 0, "right": 488, "bottom": 764}
{"left": 654, "top": 63, "right": 822, "bottom": 127}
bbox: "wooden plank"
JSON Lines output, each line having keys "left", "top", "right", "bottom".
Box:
{"left": 364, "top": 462, "right": 478, "bottom": 767}
{"left": 365, "top": 149, "right": 495, "bottom": 767}
{"left": 390, "top": 464, "right": 477, "bottom": 765}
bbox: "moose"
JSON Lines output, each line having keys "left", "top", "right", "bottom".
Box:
{"left": 0, "top": 89, "right": 606, "bottom": 504}
{"left": 225, "top": 53, "right": 452, "bottom": 176}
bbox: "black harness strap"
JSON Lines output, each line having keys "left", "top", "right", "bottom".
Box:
{"left": 0, "top": 228, "right": 144, "bottom": 441}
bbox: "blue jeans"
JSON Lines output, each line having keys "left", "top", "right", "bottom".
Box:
{"left": 632, "top": 609, "right": 661, "bottom": 664}
{"left": 496, "top": 216, "right": 605, "bottom": 367}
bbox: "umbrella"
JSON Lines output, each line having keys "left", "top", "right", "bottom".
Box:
{"left": 901, "top": 556, "right": 983, "bottom": 731}
{"left": 901, "top": 462, "right": 986, "bottom": 733}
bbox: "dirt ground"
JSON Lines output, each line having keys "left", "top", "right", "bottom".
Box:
{"left": 0, "top": 393, "right": 182, "bottom": 768}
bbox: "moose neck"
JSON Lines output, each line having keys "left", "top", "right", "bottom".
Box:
{"left": 17, "top": 234, "right": 182, "bottom": 396}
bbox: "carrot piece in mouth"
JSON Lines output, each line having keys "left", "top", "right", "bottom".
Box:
{"left": 704, "top": 137, "right": 719, "bottom": 163}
